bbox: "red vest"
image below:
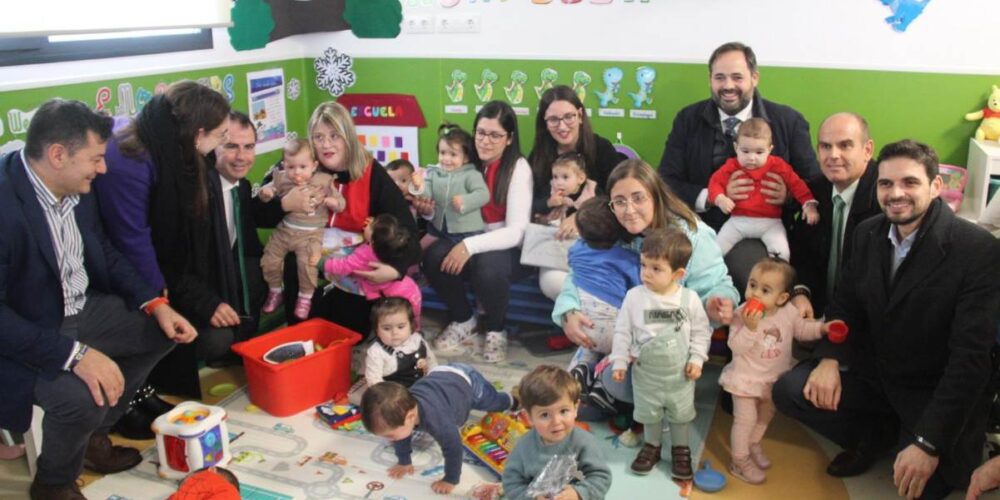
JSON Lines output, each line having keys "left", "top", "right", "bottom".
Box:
{"left": 481, "top": 159, "right": 506, "bottom": 224}
{"left": 329, "top": 160, "right": 373, "bottom": 232}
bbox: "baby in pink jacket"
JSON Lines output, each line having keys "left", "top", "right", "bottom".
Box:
{"left": 720, "top": 257, "right": 842, "bottom": 485}
{"left": 323, "top": 214, "right": 422, "bottom": 328}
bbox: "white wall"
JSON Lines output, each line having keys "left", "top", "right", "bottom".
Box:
{"left": 1, "top": 0, "right": 993, "bottom": 94}
{"left": 301, "top": 0, "right": 998, "bottom": 76}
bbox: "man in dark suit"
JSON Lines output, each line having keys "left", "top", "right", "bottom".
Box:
{"left": 0, "top": 99, "right": 196, "bottom": 499}
{"left": 787, "top": 113, "right": 882, "bottom": 318}
{"left": 774, "top": 140, "right": 1000, "bottom": 499}
{"left": 206, "top": 111, "right": 266, "bottom": 340}
{"left": 657, "top": 41, "right": 820, "bottom": 290}
{"left": 658, "top": 41, "right": 820, "bottom": 233}
{"left": 144, "top": 111, "right": 266, "bottom": 402}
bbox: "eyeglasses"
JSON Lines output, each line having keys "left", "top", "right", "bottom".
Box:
{"left": 545, "top": 112, "right": 580, "bottom": 129}
{"left": 310, "top": 132, "right": 343, "bottom": 145}
{"left": 609, "top": 192, "right": 650, "bottom": 212}
{"left": 475, "top": 129, "right": 508, "bottom": 143}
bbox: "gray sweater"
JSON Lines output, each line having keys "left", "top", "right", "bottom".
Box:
{"left": 410, "top": 163, "right": 489, "bottom": 234}
{"left": 502, "top": 428, "right": 612, "bottom": 500}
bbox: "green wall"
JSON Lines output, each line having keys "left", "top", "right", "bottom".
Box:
{"left": 0, "top": 59, "right": 313, "bottom": 183}
{"left": 1, "top": 56, "right": 996, "bottom": 180}
{"left": 324, "top": 58, "right": 997, "bottom": 168}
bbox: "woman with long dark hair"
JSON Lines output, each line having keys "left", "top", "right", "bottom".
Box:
{"left": 528, "top": 85, "right": 626, "bottom": 300}
{"left": 422, "top": 101, "right": 533, "bottom": 363}
{"left": 95, "top": 81, "right": 231, "bottom": 431}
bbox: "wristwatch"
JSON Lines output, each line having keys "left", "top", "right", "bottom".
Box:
{"left": 913, "top": 435, "right": 939, "bottom": 457}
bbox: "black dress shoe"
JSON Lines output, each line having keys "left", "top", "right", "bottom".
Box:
{"left": 29, "top": 479, "right": 85, "bottom": 500}
{"left": 133, "top": 386, "right": 175, "bottom": 418}
{"left": 83, "top": 433, "right": 142, "bottom": 474}
{"left": 826, "top": 448, "right": 879, "bottom": 477}
{"left": 111, "top": 406, "right": 155, "bottom": 440}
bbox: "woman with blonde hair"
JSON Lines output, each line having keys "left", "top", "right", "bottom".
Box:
{"left": 257, "top": 101, "right": 419, "bottom": 336}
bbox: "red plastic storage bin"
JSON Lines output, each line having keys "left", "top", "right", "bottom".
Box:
{"left": 231, "top": 319, "right": 362, "bottom": 416}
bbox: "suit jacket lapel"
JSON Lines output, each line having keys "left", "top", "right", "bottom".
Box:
{"left": 11, "top": 155, "right": 60, "bottom": 277}
{"left": 885, "top": 200, "right": 949, "bottom": 312}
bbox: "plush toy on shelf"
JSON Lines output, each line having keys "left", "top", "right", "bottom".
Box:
{"left": 965, "top": 85, "right": 1000, "bottom": 142}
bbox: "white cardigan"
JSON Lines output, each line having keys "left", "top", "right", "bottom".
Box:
{"left": 463, "top": 157, "right": 533, "bottom": 255}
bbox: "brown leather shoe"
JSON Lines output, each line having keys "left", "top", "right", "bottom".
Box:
{"left": 29, "top": 479, "right": 85, "bottom": 500}
{"left": 630, "top": 443, "right": 662, "bottom": 475}
{"left": 82, "top": 433, "right": 142, "bottom": 474}
{"left": 671, "top": 445, "right": 693, "bottom": 480}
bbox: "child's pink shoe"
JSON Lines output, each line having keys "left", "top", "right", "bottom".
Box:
{"left": 729, "top": 455, "right": 766, "bottom": 484}
{"left": 750, "top": 442, "right": 772, "bottom": 469}
{"left": 262, "top": 290, "right": 283, "bottom": 313}
{"left": 293, "top": 296, "right": 312, "bottom": 320}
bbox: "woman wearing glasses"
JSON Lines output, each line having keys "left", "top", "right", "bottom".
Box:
{"left": 528, "top": 86, "right": 627, "bottom": 300}
{"left": 422, "top": 101, "right": 533, "bottom": 363}
{"left": 553, "top": 160, "right": 740, "bottom": 419}
{"left": 256, "top": 101, "right": 419, "bottom": 337}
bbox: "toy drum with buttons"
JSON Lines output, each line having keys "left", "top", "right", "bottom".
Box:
{"left": 152, "top": 401, "right": 232, "bottom": 479}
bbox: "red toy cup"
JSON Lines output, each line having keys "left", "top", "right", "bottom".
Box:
{"left": 744, "top": 298, "right": 765, "bottom": 316}
{"left": 827, "top": 320, "right": 849, "bottom": 344}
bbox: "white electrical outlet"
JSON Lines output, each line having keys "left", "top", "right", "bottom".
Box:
{"left": 437, "top": 13, "right": 481, "bottom": 34}
{"left": 403, "top": 15, "right": 435, "bottom": 34}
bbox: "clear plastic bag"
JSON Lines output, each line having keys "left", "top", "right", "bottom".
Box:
{"left": 524, "top": 455, "right": 581, "bottom": 498}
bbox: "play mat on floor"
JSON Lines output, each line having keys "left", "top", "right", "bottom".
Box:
{"left": 82, "top": 352, "right": 721, "bottom": 499}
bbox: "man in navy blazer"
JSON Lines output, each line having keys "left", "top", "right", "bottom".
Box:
{"left": 0, "top": 99, "right": 196, "bottom": 500}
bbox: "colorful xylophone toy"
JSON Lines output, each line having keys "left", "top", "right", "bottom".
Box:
{"left": 460, "top": 411, "right": 531, "bottom": 477}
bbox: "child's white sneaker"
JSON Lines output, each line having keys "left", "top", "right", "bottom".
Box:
{"left": 435, "top": 316, "right": 477, "bottom": 352}
{"left": 483, "top": 330, "right": 508, "bottom": 363}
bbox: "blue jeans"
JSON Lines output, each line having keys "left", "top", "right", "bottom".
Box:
{"left": 449, "top": 363, "right": 513, "bottom": 412}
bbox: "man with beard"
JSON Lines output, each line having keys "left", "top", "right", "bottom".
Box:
{"left": 658, "top": 42, "right": 819, "bottom": 241}
{"left": 773, "top": 140, "right": 1000, "bottom": 499}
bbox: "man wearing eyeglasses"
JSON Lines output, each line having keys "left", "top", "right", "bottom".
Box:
{"left": 658, "top": 42, "right": 820, "bottom": 236}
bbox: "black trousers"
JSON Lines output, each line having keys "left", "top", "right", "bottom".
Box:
{"left": 773, "top": 361, "right": 954, "bottom": 499}
{"left": 33, "top": 293, "right": 174, "bottom": 486}
{"left": 421, "top": 238, "right": 521, "bottom": 333}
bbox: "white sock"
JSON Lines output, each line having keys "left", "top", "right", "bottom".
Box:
{"left": 298, "top": 292, "right": 312, "bottom": 299}
{"left": 269, "top": 287, "right": 282, "bottom": 293}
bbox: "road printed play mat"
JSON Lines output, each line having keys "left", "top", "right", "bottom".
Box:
{"left": 83, "top": 345, "right": 721, "bottom": 499}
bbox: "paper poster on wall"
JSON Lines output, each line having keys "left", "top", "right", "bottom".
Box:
{"left": 446, "top": 70, "right": 467, "bottom": 103}
{"left": 474, "top": 69, "right": 498, "bottom": 102}
{"left": 595, "top": 67, "right": 623, "bottom": 107}
{"left": 534, "top": 68, "right": 558, "bottom": 98}
{"left": 337, "top": 94, "right": 427, "bottom": 166}
{"left": 247, "top": 68, "right": 288, "bottom": 154}
{"left": 315, "top": 47, "right": 357, "bottom": 97}
{"left": 628, "top": 66, "right": 656, "bottom": 108}
{"left": 572, "top": 71, "right": 592, "bottom": 102}
{"left": 880, "top": 0, "right": 930, "bottom": 32}
{"left": 504, "top": 71, "right": 528, "bottom": 104}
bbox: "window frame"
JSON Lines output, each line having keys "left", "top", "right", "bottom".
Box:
{"left": 0, "top": 29, "right": 213, "bottom": 67}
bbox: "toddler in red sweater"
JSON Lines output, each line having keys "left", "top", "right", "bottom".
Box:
{"left": 708, "top": 118, "right": 818, "bottom": 260}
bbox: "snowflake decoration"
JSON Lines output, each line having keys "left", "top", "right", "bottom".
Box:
{"left": 314, "top": 47, "right": 356, "bottom": 97}
{"left": 286, "top": 131, "right": 298, "bottom": 142}
{"left": 286, "top": 78, "right": 301, "bottom": 101}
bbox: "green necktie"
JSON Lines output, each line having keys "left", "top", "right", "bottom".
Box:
{"left": 231, "top": 186, "right": 251, "bottom": 315}
{"left": 826, "top": 194, "right": 846, "bottom": 300}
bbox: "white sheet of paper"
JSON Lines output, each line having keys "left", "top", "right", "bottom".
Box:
{"left": 519, "top": 223, "right": 576, "bottom": 271}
